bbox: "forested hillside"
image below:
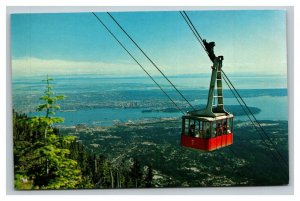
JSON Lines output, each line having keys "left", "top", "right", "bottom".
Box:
{"left": 13, "top": 76, "right": 153, "bottom": 189}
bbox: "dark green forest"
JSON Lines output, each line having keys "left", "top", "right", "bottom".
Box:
{"left": 13, "top": 76, "right": 153, "bottom": 190}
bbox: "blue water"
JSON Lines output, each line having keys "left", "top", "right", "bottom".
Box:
{"left": 12, "top": 74, "right": 288, "bottom": 126}
{"left": 46, "top": 96, "right": 287, "bottom": 126}
{"left": 54, "top": 108, "right": 181, "bottom": 126}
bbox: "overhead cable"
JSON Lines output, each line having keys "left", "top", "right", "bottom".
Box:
{"left": 92, "top": 12, "right": 185, "bottom": 114}
{"left": 107, "top": 12, "right": 195, "bottom": 111}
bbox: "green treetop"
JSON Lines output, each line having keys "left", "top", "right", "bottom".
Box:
{"left": 15, "top": 75, "right": 82, "bottom": 189}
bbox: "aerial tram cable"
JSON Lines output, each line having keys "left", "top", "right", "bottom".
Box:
{"left": 223, "top": 77, "right": 289, "bottom": 179}
{"left": 179, "top": 11, "right": 235, "bottom": 151}
{"left": 221, "top": 71, "right": 289, "bottom": 167}
{"left": 180, "top": 10, "right": 289, "bottom": 174}
{"left": 106, "top": 12, "right": 196, "bottom": 111}
{"left": 223, "top": 76, "right": 288, "bottom": 173}
{"left": 91, "top": 12, "right": 185, "bottom": 115}
{"left": 222, "top": 77, "right": 268, "bottom": 138}
{"left": 179, "top": 11, "right": 209, "bottom": 56}
{"left": 222, "top": 70, "right": 289, "bottom": 165}
{"left": 224, "top": 79, "right": 288, "bottom": 177}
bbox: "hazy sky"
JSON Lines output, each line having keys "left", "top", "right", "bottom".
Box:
{"left": 11, "top": 10, "right": 287, "bottom": 77}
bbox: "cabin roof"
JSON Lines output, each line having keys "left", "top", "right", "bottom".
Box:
{"left": 182, "top": 113, "right": 234, "bottom": 121}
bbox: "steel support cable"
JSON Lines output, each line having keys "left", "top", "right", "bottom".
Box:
{"left": 182, "top": 11, "right": 205, "bottom": 42}
{"left": 222, "top": 70, "right": 289, "bottom": 167}
{"left": 223, "top": 76, "right": 263, "bottom": 136}
{"left": 106, "top": 12, "right": 195, "bottom": 111}
{"left": 92, "top": 12, "right": 185, "bottom": 115}
{"left": 223, "top": 77, "right": 278, "bottom": 156}
{"left": 223, "top": 74, "right": 289, "bottom": 180}
{"left": 180, "top": 10, "right": 262, "bottom": 173}
{"left": 179, "top": 11, "right": 209, "bottom": 56}
{"left": 179, "top": 10, "right": 288, "bottom": 178}
{"left": 223, "top": 77, "right": 289, "bottom": 179}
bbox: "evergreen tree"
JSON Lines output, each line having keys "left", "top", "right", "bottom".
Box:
{"left": 14, "top": 75, "right": 82, "bottom": 189}
{"left": 144, "top": 165, "right": 153, "bottom": 187}
{"left": 130, "top": 157, "right": 143, "bottom": 188}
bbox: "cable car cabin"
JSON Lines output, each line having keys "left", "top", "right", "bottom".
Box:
{"left": 181, "top": 114, "right": 233, "bottom": 151}
{"left": 180, "top": 55, "right": 234, "bottom": 151}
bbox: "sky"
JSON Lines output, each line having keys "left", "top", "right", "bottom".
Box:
{"left": 11, "top": 10, "right": 287, "bottom": 77}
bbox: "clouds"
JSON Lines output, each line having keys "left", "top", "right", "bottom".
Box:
{"left": 11, "top": 56, "right": 287, "bottom": 79}
{"left": 12, "top": 57, "right": 140, "bottom": 77}
{"left": 11, "top": 57, "right": 195, "bottom": 77}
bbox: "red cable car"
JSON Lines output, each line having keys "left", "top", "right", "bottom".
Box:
{"left": 181, "top": 55, "right": 234, "bottom": 151}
